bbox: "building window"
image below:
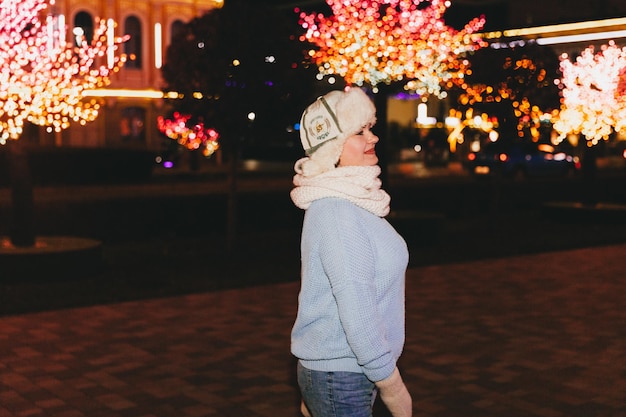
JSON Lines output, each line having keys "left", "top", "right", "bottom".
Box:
{"left": 73, "top": 11, "right": 94, "bottom": 46}
{"left": 124, "top": 16, "right": 142, "bottom": 69}
{"left": 170, "top": 19, "right": 185, "bottom": 43}
{"left": 120, "top": 107, "right": 146, "bottom": 142}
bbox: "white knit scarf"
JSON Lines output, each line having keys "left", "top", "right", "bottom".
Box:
{"left": 290, "top": 160, "right": 391, "bottom": 217}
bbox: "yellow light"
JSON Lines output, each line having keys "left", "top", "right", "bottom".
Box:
{"left": 537, "top": 30, "right": 626, "bottom": 45}
{"left": 107, "top": 19, "right": 115, "bottom": 68}
{"left": 154, "top": 23, "right": 163, "bottom": 69}
{"left": 502, "top": 17, "right": 626, "bottom": 38}
{"left": 83, "top": 89, "right": 164, "bottom": 98}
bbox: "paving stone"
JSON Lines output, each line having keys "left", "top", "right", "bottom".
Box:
{"left": 0, "top": 244, "right": 624, "bottom": 416}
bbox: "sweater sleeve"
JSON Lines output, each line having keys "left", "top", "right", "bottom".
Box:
{"left": 315, "top": 199, "right": 397, "bottom": 382}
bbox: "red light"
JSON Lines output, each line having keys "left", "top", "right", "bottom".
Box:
{"left": 622, "top": 149, "right": 626, "bottom": 159}
{"left": 499, "top": 153, "right": 508, "bottom": 162}
{"left": 467, "top": 153, "right": 476, "bottom": 161}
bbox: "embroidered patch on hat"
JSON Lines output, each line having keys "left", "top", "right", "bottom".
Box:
{"left": 300, "top": 96, "right": 343, "bottom": 155}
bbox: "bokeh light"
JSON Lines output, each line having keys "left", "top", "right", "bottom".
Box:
{"left": 157, "top": 112, "right": 220, "bottom": 157}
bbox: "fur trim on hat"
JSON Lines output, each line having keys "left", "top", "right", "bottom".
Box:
{"left": 297, "top": 87, "right": 376, "bottom": 176}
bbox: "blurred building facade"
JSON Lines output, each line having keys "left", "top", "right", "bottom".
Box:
{"left": 36, "top": 0, "right": 223, "bottom": 150}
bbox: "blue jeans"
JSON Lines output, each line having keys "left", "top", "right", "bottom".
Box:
{"left": 297, "top": 361, "right": 376, "bottom": 417}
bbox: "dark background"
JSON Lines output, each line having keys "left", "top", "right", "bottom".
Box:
{"left": 2, "top": 168, "right": 625, "bottom": 316}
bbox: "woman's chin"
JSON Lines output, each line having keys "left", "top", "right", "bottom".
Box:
{"left": 367, "top": 155, "right": 379, "bottom": 165}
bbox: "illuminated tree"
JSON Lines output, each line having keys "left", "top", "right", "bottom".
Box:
{"left": 298, "top": 0, "right": 486, "bottom": 97}
{"left": 452, "top": 43, "right": 562, "bottom": 142}
{"left": 0, "top": 0, "right": 126, "bottom": 247}
{"left": 554, "top": 41, "right": 626, "bottom": 145}
{"left": 552, "top": 41, "right": 626, "bottom": 198}
{"left": 0, "top": 0, "right": 126, "bottom": 141}
{"left": 298, "top": 0, "right": 485, "bottom": 184}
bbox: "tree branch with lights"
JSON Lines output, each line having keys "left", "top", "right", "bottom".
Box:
{"left": 157, "top": 112, "right": 220, "bottom": 158}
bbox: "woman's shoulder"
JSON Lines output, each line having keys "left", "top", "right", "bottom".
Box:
{"left": 306, "top": 198, "right": 375, "bottom": 231}
{"left": 308, "top": 197, "right": 358, "bottom": 214}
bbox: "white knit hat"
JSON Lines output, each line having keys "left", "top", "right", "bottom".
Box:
{"left": 297, "top": 87, "right": 376, "bottom": 176}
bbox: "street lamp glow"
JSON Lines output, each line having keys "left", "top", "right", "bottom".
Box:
{"left": 154, "top": 23, "right": 162, "bottom": 69}
{"left": 537, "top": 30, "right": 626, "bottom": 45}
{"left": 107, "top": 19, "right": 115, "bottom": 68}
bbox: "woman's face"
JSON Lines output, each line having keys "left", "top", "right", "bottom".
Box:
{"left": 337, "top": 126, "right": 379, "bottom": 167}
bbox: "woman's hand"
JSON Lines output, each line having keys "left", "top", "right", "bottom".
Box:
{"left": 375, "top": 367, "right": 412, "bottom": 417}
{"left": 300, "top": 399, "right": 312, "bottom": 417}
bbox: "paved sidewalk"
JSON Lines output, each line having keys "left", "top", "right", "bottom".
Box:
{"left": 1, "top": 243, "right": 625, "bottom": 417}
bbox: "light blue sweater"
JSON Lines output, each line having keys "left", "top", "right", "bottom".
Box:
{"left": 291, "top": 197, "right": 409, "bottom": 383}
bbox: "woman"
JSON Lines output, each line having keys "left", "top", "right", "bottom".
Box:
{"left": 290, "top": 87, "right": 412, "bottom": 417}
